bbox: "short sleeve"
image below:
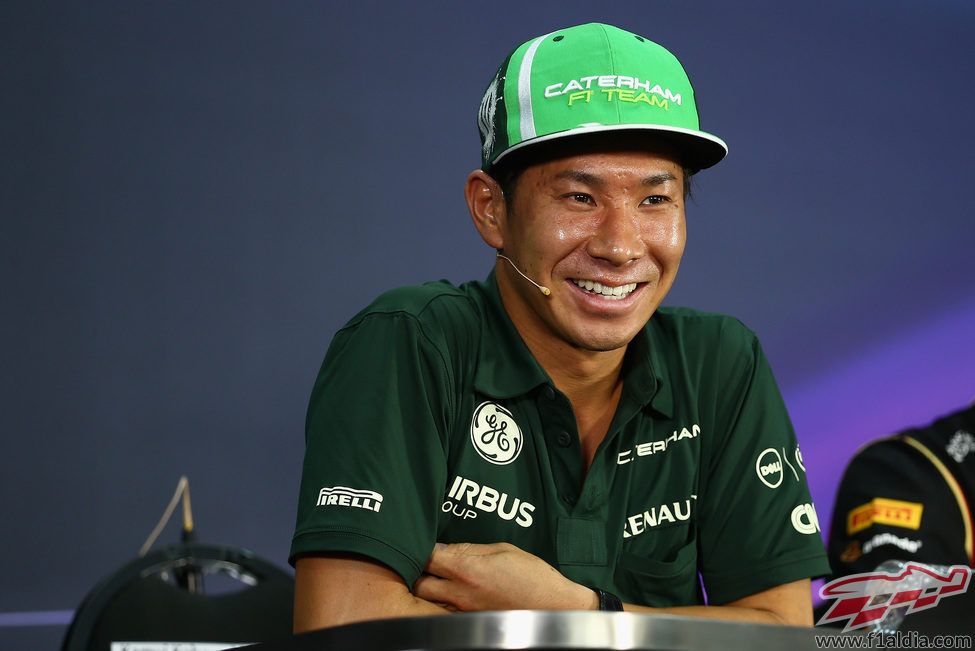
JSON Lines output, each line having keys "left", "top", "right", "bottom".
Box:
{"left": 696, "top": 324, "right": 830, "bottom": 604}
{"left": 289, "top": 311, "right": 454, "bottom": 587}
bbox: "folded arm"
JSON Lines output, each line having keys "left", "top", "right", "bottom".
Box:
{"left": 295, "top": 543, "right": 814, "bottom": 632}
{"left": 293, "top": 553, "right": 450, "bottom": 633}
{"left": 413, "top": 542, "right": 814, "bottom": 626}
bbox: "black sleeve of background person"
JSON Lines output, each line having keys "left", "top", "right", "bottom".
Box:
{"left": 826, "top": 438, "right": 967, "bottom": 579}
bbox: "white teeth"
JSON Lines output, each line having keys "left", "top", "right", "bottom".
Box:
{"left": 572, "top": 279, "right": 638, "bottom": 299}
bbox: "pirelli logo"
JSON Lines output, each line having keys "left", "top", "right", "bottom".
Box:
{"left": 316, "top": 486, "right": 383, "bottom": 512}
{"left": 846, "top": 498, "right": 923, "bottom": 535}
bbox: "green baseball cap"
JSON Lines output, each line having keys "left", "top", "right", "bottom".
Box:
{"left": 477, "top": 23, "right": 728, "bottom": 173}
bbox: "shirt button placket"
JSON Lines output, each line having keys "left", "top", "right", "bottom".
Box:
{"left": 538, "top": 385, "right": 581, "bottom": 508}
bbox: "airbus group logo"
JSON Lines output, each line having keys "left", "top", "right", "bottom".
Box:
{"left": 443, "top": 475, "right": 536, "bottom": 528}
{"left": 470, "top": 401, "right": 523, "bottom": 465}
{"left": 818, "top": 563, "right": 971, "bottom": 632}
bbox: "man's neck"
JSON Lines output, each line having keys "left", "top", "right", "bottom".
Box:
{"left": 495, "top": 269, "right": 628, "bottom": 402}
{"left": 527, "top": 331, "right": 626, "bottom": 405}
{"left": 519, "top": 324, "right": 626, "bottom": 473}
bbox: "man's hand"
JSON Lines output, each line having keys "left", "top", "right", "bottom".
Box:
{"left": 413, "top": 542, "right": 598, "bottom": 611}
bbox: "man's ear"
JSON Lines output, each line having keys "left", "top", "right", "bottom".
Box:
{"left": 465, "top": 169, "right": 506, "bottom": 250}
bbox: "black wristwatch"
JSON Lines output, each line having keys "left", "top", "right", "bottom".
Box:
{"left": 595, "top": 588, "right": 623, "bottom": 611}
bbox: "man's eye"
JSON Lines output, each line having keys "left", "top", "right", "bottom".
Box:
{"left": 564, "top": 193, "right": 594, "bottom": 205}
{"left": 643, "top": 195, "right": 669, "bottom": 205}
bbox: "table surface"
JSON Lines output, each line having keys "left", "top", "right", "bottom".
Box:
{"left": 248, "top": 610, "right": 859, "bottom": 651}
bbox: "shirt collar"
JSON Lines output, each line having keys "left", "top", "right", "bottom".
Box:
{"left": 620, "top": 319, "right": 673, "bottom": 419}
{"left": 473, "top": 270, "right": 551, "bottom": 399}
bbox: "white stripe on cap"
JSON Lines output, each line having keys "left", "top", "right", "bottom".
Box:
{"left": 517, "top": 33, "right": 552, "bottom": 142}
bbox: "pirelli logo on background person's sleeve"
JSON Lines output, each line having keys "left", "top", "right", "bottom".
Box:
{"left": 846, "top": 498, "right": 924, "bottom": 535}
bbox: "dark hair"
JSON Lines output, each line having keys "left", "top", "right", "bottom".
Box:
{"left": 490, "top": 132, "right": 694, "bottom": 209}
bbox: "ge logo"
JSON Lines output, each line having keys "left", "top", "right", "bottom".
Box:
{"left": 470, "top": 401, "right": 523, "bottom": 465}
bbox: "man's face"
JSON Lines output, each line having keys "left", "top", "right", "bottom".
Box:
{"left": 495, "top": 148, "right": 686, "bottom": 354}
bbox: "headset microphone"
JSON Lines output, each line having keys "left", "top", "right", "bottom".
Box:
{"left": 496, "top": 252, "right": 551, "bottom": 296}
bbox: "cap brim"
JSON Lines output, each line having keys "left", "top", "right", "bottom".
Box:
{"left": 490, "top": 123, "right": 728, "bottom": 174}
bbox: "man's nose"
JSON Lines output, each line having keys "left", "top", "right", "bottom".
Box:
{"left": 586, "top": 204, "right": 645, "bottom": 265}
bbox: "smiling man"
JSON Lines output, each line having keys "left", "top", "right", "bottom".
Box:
{"left": 290, "top": 23, "right": 830, "bottom": 632}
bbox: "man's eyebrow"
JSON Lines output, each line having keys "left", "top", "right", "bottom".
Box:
{"left": 552, "top": 170, "right": 679, "bottom": 187}
{"left": 642, "top": 172, "right": 679, "bottom": 186}
{"left": 553, "top": 170, "right": 604, "bottom": 186}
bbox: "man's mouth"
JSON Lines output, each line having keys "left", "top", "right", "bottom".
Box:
{"left": 571, "top": 279, "right": 638, "bottom": 300}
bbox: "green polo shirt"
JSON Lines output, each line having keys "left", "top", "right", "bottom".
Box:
{"left": 290, "top": 272, "right": 829, "bottom": 606}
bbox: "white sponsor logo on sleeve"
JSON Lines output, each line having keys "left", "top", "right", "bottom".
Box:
{"left": 756, "top": 447, "right": 783, "bottom": 488}
{"left": 316, "top": 486, "right": 383, "bottom": 512}
{"left": 947, "top": 430, "right": 975, "bottom": 463}
{"left": 862, "top": 532, "right": 923, "bottom": 555}
{"left": 791, "top": 502, "right": 821, "bottom": 535}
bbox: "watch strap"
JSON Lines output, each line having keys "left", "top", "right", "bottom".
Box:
{"left": 595, "top": 588, "right": 623, "bottom": 611}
